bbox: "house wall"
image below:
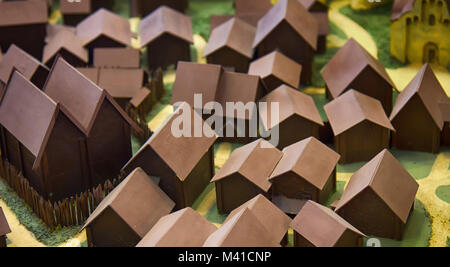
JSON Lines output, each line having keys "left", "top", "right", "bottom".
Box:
{"left": 442, "top": 122, "right": 450, "bottom": 146}
{"left": 45, "top": 48, "right": 87, "bottom": 69}
{"left": 0, "top": 24, "right": 46, "bottom": 60}
{"left": 293, "top": 232, "right": 316, "bottom": 247}
{"left": 271, "top": 171, "right": 319, "bottom": 201}
{"left": 0, "top": 235, "right": 6, "bottom": 247}
{"left": 147, "top": 35, "right": 191, "bottom": 71}
{"left": 335, "top": 229, "right": 364, "bottom": 247}
{"left": 277, "top": 116, "right": 320, "bottom": 149}
{"left": 319, "top": 168, "right": 337, "bottom": 204}
{"left": 391, "top": 94, "right": 441, "bottom": 153}
{"left": 206, "top": 47, "right": 251, "bottom": 73}
{"left": 86, "top": 36, "right": 126, "bottom": 65}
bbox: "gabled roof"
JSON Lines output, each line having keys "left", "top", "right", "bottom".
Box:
{"left": 130, "top": 87, "right": 152, "bottom": 108}
{"left": 0, "top": 71, "right": 58, "bottom": 170}
{"left": 0, "top": 44, "right": 49, "bottom": 85}
{"left": 98, "top": 68, "right": 144, "bottom": 98}
{"left": 324, "top": 89, "right": 394, "bottom": 136}
{"left": 235, "top": 0, "right": 272, "bottom": 16}
{"left": 322, "top": 38, "right": 396, "bottom": 99}
{"left": 248, "top": 51, "right": 302, "bottom": 89}
{"left": 43, "top": 57, "right": 139, "bottom": 135}
{"left": 45, "top": 24, "right": 76, "bottom": 43}
{"left": 171, "top": 62, "right": 223, "bottom": 108}
{"left": 224, "top": 194, "right": 291, "bottom": 243}
{"left": 42, "top": 29, "right": 89, "bottom": 65}
{"left": 204, "top": 17, "right": 256, "bottom": 59}
{"left": 291, "top": 200, "right": 365, "bottom": 247}
{"left": 391, "top": 0, "right": 415, "bottom": 21}
{"left": 82, "top": 168, "right": 175, "bottom": 238}
{"left": 210, "top": 15, "right": 234, "bottom": 32}
{"left": 212, "top": 139, "right": 282, "bottom": 192}
{"left": 76, "top": 67, "right": 99, "bottom": 83}
{"left": 299, "top": 0, "right": 328, "bottom": 11}
{"left": 60, "top": 0, "right": 92, "bottom": 14}
{"left": 76, "top": 8, "right": 132, "bottom": 47}
{"left": 270, "top": 137, "right": 340, "bottom": 190}
{"left": 139, "top": 6, "right": 193, "bottom": 47}
{"left": 390, "top": 64, "right": 448, "bottom": 130}
{"left": 0, "top": 0, "right": 48, "bottom": 27}
{"left": 123, "top": 102, "right": 217, "bottom": 181}
{"left": 203, "top": 208, "right": 280, "bottom": 247}
{"left": 259, "top": 85, "right": 324, "bottom": 130}
{"left": 136, "top": 207, "right": 217, "bottom": 247}
{"left": 253, "top": 0, "right": 318, "bottom": 50}
{"left": 0, "top": 207, "right": 11, "bottom": 237}
{"left": 93, "top": 48, "right": 140, "bottom": 68}
{"left": 334, "top": 149, "right": 419, "bottom": 224}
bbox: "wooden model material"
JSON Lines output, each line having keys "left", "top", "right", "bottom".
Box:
{"left": 224, "top": 194, "right": 291, "bottom": 246}
{"left": 82, "top": 168, "right": 175, "bottom": 247}
{"left": 203, "top": 208, "right": 280, "bottom": 247}
{"left": 93, "top": 48, "right": 140, "bottom": 68}
{"left": 0, "top": 44, "right": 49, "bottom": 89}
{"left": 43, "top": 29, "right": 89, "bottom": 68}
{"left": 130, "top": 0, "right": 188, "bottom": 17}
{"left": 0, "top": 207, "right": 11, "bottom": 248}
{"left": 45, "top": 23, "right": 76, "bottom": 43}
{"left": 269, "top": 137, "right": 340, "bottom": 209}
{"left": 139, "top": 6, "right": 193, "bottom": 70}
{"left": 43, "top": 57, "right": 140, "bottom": 191}
{"left": 0, "top": 0, "right": 48, "bottom": 60}
{"left": 248, "top": 51, "right": 302, "bottom": 91}
{"left": 122, "top": 102, "right": 217, "bottom": 210}
{"left": 390, "top": 64, "right": 448, "bottom": 153}
{"left": 299, "top": 0, "right": 329, "bottom": 54}
{"left": 211, "top": 139, "right": 283, "bottom": 214}
{"left": 291, "top": 200, "right": 366, "bottom": 247}
{"left": 204, "top": 18, "right": 256, "bottom": 73}
{"left": 76, "top": 9, "right": 132, "bottom": 62}
{"left": 322, "top": 38, "right": 396, "bottom": 114}
{"left": 60, "top": 0, "right": 114, "bottom": 26}
{"left": 136, "top": 207, "right": 217, "bottom": 247}
{"left": 259, "top": 85, "right": 324, "bottom": 149}
{"left": 234, "top": 0, "right": 273, "bottom": 26}
{"left": 334, "top": 149, "right": 419, "bottom": 240}
{"left": 210, "top": 15, "right": 234, "bottom": 33}
{"left": 440, "top": 99, "right": 450, "bottom": 146}
{"left": 253, "top": 0, "right": 318, "bottom": 84}
{"left": 324, "top": 90, "right": 394, "bottom": 164}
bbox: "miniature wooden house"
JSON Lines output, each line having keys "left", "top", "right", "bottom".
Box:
{"left": 211, "top": 139, "right": 282, "bottom": 214}
{"left": 0, "top": 0, "right": 48, "bottom": 60}
{"left": 43, "top": 30, "right": 88, "bottom": 68}
{"left": 299, "top": 0, "right": 329, "bottom": 54}
{"left": 0, "top": 207, "right": 11, "bottom": 248}
{"left": 136, "top": 207, "right": 217, "bottom": 247}
{"left": 234, "top": 0, "right": 273, "bottom": 26}
{"left": 130, "top": 0, "right": 188, "bottom": 17}
{"left": 210, "top": 15, "right": 234, "bottom": 33}
{"left": 324, "top": 90, "right": 394, "bottom": 164}
{"left": 76, "top": 8, "right": 132, "bottom": 61}
{"left": 269, "top": 137, "right": 340, "bottom": 208}
{"left": 253, "top": 0, "right": 318, "bottom": 84}
{"left": 440, "top": 99, "right": 450, "bottom": 146}
{"left": 93, "top": 47, "right": 141, "bottom": 68}
{"left": 203, "top": 208, "right": 280, "bottom": 247}
{"left": 43, "top": 57, "right": 140, "bottom": 189}
{"left": 225, "top": 194, "right": 291, "bottom": 246}
{"left": 390, "top": 64, "right": 448, "bottom": 153}
{"left": 248, "top": 51, "right": 302, "bottom": 91}
{"left": 322, "top": 38, "right": 396, "bottom": 113}
{"left": 60, "top": 0, "right": 114, "bottom": 26}
{"left": 139, "top": 6, "right": 193, "bottom": 70}
{"left": 83, "top": 168, "right": 175, "bottom": 247}
{"left": 122, "top": 102, "right": 217, "bottom": 210}
{"left": 259, "top": 85, "right": 324, "bottom": 149}
{"left": 334, "top": 149, "right": 419, "bottom": 240}
{"left": 291, "top": 200, "right": 366, "bottom": 247}
{"left": 204, "top": 18, "right": 256, "bottom": 73}
{"left": 0, "top": 44, "right": 49, "bottom": 89}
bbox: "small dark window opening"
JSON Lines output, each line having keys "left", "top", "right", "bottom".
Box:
{"left": 429, "top": 15, "right": 436, "bottom": 25}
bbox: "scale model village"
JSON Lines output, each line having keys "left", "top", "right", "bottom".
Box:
{"left": 0, "top": 0, "right": 448, "bottom": 248}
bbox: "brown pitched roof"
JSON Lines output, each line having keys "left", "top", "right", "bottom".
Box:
{"left": 130, "top": 87, "right": 152, "bottom": 108}
{"left": 248, "top": 51, "right": 302, "bottom": 89}
{"left": 270, "top": 137, "right": 340, "bottom": 190}
{"left": 390, "top": 64, "right": 448, "bottom": 130}
{"left": 253, "top": 0, "right": 318, "bottom": 50}
{"left": 139, "top": 6, "right": 193, "bottom": 47}
{"left": 224, "top": 194, "right": 291, "bottom": 243}
{"left": 212, "top": 139, "right": 282, "bottom": 192}
{"left": 82, "top": 168, "right": 175, "bottom": 238}
{"left": 322, "top": 38, "right": 396, "bottom": 99}
{"left": 0, "top": 207, "right": 11, "bottom": 237}
{"left": 76, "top": 67, "right": 99, "bottom": 83}
{"left": 299, "top": 0, "right": 329, "bottom": 34}
{"left": 93, "top": 48, "right": 140, "bottom": 68}
{"left": 391, "top": 0, "right": 415, "bottom": 21}
{"left": 76, "top": 8, "right": 132, "bottom": 47}
{"left": 42, "top": 29, "right": 89, "bottom": 65}
{"left": 60, "top": 0, "right": 92, "bottom": 14}
{"left": 259, "top": 85, "right": 324, "bottom": 130}
{"left": 45, "top": 23, "right": 76, "bottom": 43}
{"left": 98, "top": 68, "right": 145, "bottom": 98}
{"left": 171, "top": 62, "right": 223, "bottom": 108}
{"left": 123, "top": 102, "right": 217, "bottom": 181}
{"left": 0, "top": 44, "right": 49, "bottom": 85}
{"left": 136, "top": 207, "right": 217, "bottom": 247}
{"left": 43, "top": 57, "right": 139, "bottom": 135}
{"left": 291, "top": 200, "right": 365, "bottom": 247}
{"left": 334, "top": 149, "right": 419, "bottom": 224}
{"left": 210, "top": 14, "right": 234, "bottom": 32}
{"left": 0, "top": 71, "right": 58, "bottom": 169}
{"left": 203, "top": 17, "right": 256, "bottom": 59}
{"left": 203, "top": 208, "right": 280, "bottom": 247}
{"left": 235, "top": 0, "right": 272, "bottom": 16}
{"left": 0, "top": 0, "right": 48, "bottom": 27}
{"left": 324, "top": 89, "right": 394, "bottom": 136}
